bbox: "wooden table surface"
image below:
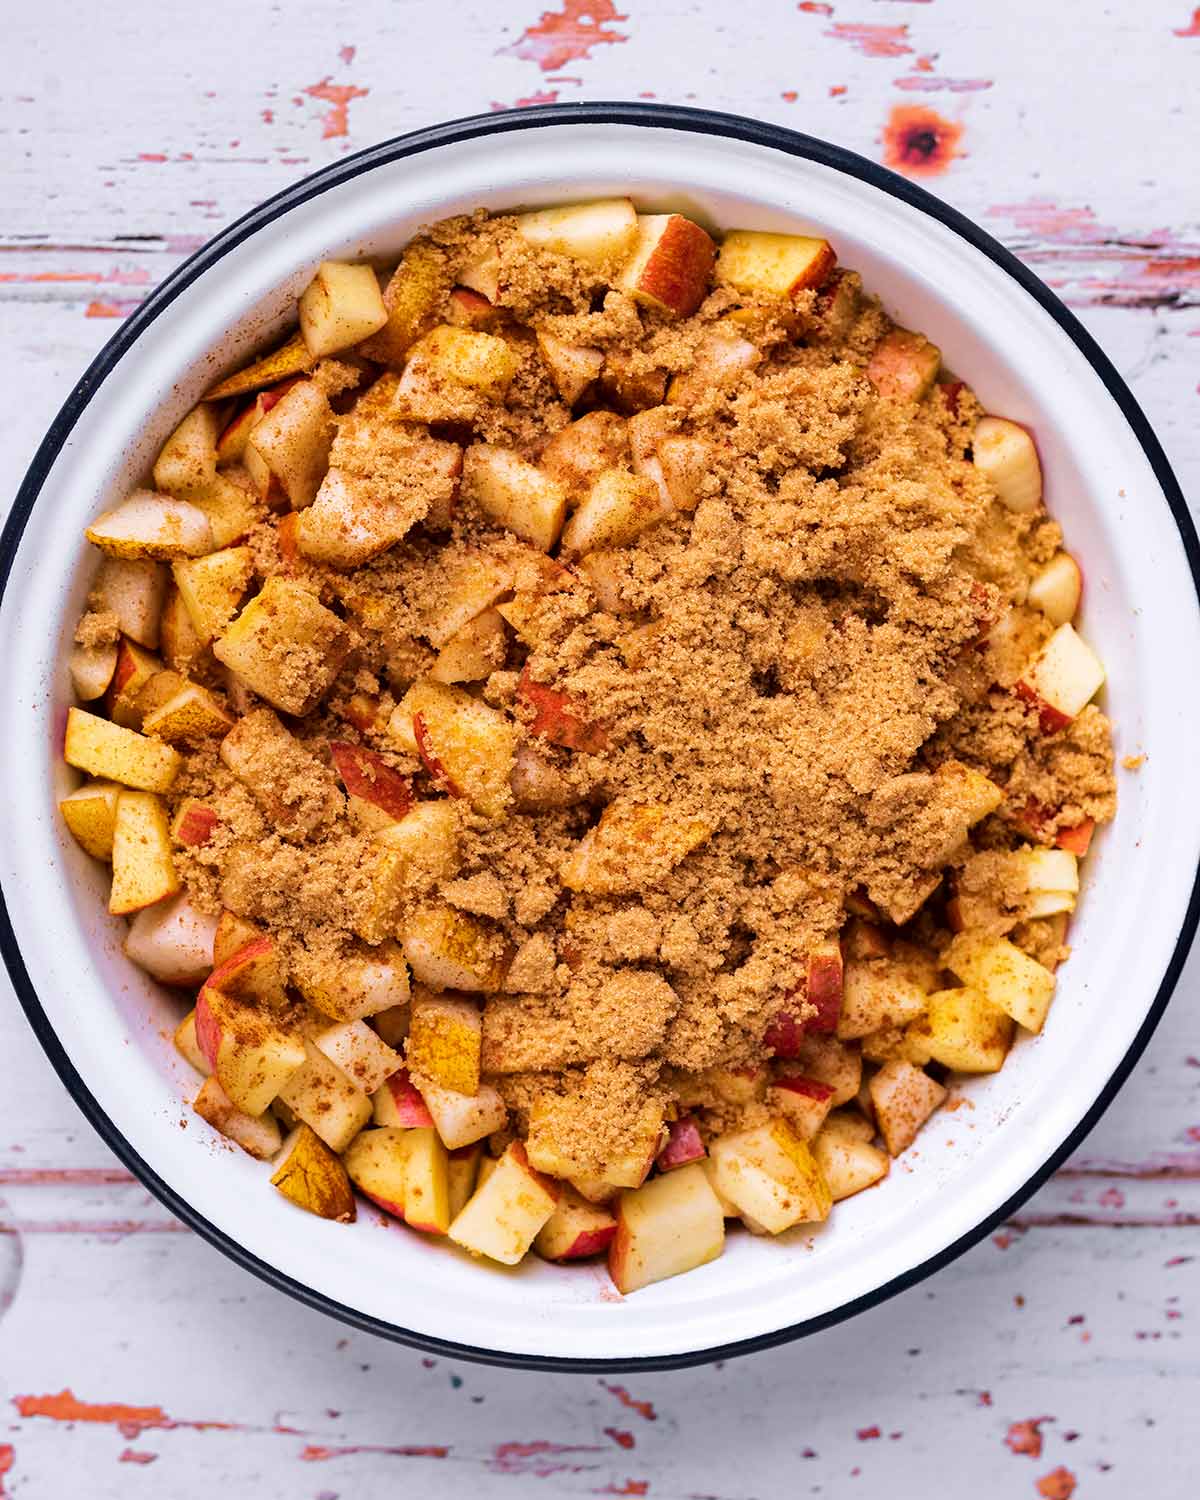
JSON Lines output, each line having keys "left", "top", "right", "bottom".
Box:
{"left": 3, "top": 2, "right": 1198, "bottom": 1494}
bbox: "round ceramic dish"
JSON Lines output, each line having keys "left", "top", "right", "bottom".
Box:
{"left": 2, "top": 104, "right": 1198, "bottom": 1371}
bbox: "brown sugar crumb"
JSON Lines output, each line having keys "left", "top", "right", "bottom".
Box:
{"left": 111, "top": 205, "right": 1115, "bottom": 1202}
{"left": 1122, "top": 753, "right": 1145, "bottom": 771}
{"left": 75, "top": 609, "right": 121, "bottom": 648}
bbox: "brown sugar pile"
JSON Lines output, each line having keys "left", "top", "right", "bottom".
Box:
{"left": 162, "top": 209, "right": 1115, "bottom": 1172}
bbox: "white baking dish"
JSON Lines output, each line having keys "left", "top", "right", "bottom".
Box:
{"left": 2, "top": 104, "right": 1197, "bottom": 1369}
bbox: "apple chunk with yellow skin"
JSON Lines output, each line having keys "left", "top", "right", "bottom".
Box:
{"left": 374, "top": 800, "right": 462, "bottom": 883}
{"left": 271, "top": 1123, "right": 356, "bottom": 1221}
{"left": 561, "top": 801, "right": 714, "bottom": 896}
{"left": 276, "top": 1040, "right": 372, "bottom": 1152}
{"left": 461, "top": 445, "right": 568, "bottom": 552}
{"left": 560, "top": 467, "right": 667, "bottom": 556}
{"left": 917, "top": 987, "right": 1014, "bottom": 1073}
{"left": 945, "top": 932, "right": 1057, "bottom": 1034}
{"left": 142, "top": 683, "right": 235, "bottom": 744}
{"left": 515, "top": 198, "right": 638, "bottom": 267}
{"left": 868, "top": 1060, "right": 946, "bottom": 1157}
{"left": 526, "top": 1093, "right": 663, "bottom": 1191}
{"left": 245, "top": 379, "right": 334, "bottom": 509}
{"left": 214, "top": 578, "right": 351, "bottom": 716}
{"left": 406, "top": 990, "right": 483, "bottom": 1094}
{"left": 356, "top": 244, "right": 443, "bottom": 367}
{"left": 152, "top": 405, "right": 221, "bottom": 501}
{"left": 59, "top": 779, "right": 122, "bottom": 860}
{"left": 123, "top": 893, "right": 217, "bottom": 986}
{"left": 195, "top": 986, "right": 306, "bottom": 1116}
{"left": 430, "top": 608, "right": 508, "bottom": 685}
{"left": 206, "top": 331, "right": 315, "bottom": 401}
{"left": 419, "top": 1079, "right": 507, "bottom": 1151}
{"left": 618, "top": 213, "right": 715, "bottom": 318}
{"left": 109, "top": 791, "right": 179, "bottom": 914}
{"left": 535, "top": 1184, "right": 618, "bottom": 1262}
{"left": 342, "top": 1126, "right": 411, "bottom": 1219}
{"left": 86, "top": 491, "right": 213, "bottom": 560}
{"left": 172, "top": 545, "right": 254, "bottom": 643}
{"left": 299, "top": 260, "right": 389, "bottom": 357}
{"left": 715, "top": 229, "right": 837, "bottom": 299}
{"left": 608, "top": 1161, "right": 725, "bottom": 1294}
{"left": 295, "top": 941, "right": 410, "bottom": 1023}
{"left": 812, "top": 1113, "right": 890, "bottom": 1201}
{"left": 866, "top": 329, "right": 941, "bottom": 402}
{"left": 708, "top": 1119, "right": 832, "bottom": 1234}
{"left": 403, "top": 906, "right": 511, "bottom": 994}
{"left": 396, "top": 326, "right": 518, "bottom": 420}
{"left": 1015, "top": 623, "right": 1105, "bottom": 733}
{"left": 193, "top": 1075, "right": 282, "bottom": 1160}
{"left": 448, "top": 1140, "right": 558, "bottom": 1264}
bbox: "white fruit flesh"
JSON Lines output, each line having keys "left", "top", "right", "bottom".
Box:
{"left": 448, "top": 1141, "right": 558, "bottom": 1264}
{"left": 1027, "top": 552, "right": 1082, "bottom": 626}
{"left": 608, "top": 1162, "right": 725, "bottom": 1294}
{"left": 515, "top": 198, "right": 638, "bottom": 267}
{"left": 973, "top": 416, "right": 1042, "bottom": 513}
{"left": 299, "top": 260, "right": 389, "bottom": 357}
{"left": 1020, "top": 622, "right": 1105, "bottom": 725}
{"left": 945, "top": 933, "right": 1057, "bottom": 1034}
{"left": 86, "top": 491, "right": 213, "bottom": 560}
{"left": 708, "top": 1120, "right": 832, "bottom": 1234}
{"left": 123, "top": 893, "right": 218, "bottom": 986}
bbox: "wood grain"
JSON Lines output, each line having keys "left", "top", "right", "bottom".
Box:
{"left": 1, "top": 0, "right": 1198, "bottom": 1494}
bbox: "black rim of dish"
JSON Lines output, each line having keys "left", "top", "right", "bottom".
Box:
{"left": 2, "top": 102, "right": 1198, "bottom": 1373}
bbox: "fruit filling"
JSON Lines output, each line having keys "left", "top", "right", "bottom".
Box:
{"left": 60, "top": 200, "right": 1115, "bottom": 1293}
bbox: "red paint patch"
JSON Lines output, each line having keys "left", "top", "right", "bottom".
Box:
{"left": 1098, "top": 1185, "right": 1126, "bottom": 1208}
{"left": 895, "top": 76, "right": 993, "bottom": 92}
{"left": 300, "top": 1443, "right": 449, "bottom": 1461}
{"left": 881, "top": 104, "right": 964, "bottom": 176}
{"left": 830, "top": 84, "right": 847, "bottom": 96}
{"left": 118, "top": 1450, "right": 158, "bottom": 1465}
{"left": 137, "top": 152, "right": 167, "bottom": 163}
{"left": 856, "top": 1425, "right": 882, "bottom": 1440}
{"left": 502, "top": 0, "right": 629, "bottom": 72}
{"left": 516, "top": 89, "right": 561, "bottom": 107}
{"left": 605, "top": 1428, "right": 636, "bottom": 1449}
{"left": 340, "top": 44, "right": 357, "bottom": 63}
{"left": 797, "top": 0, "right": 833, "bottom": 11}
{"left": 1036, "top": 1468, "right": 1077, "bottom": 1499}
{"left": 600, "top": 1384, "right": 657, "bottom": 1421}
{"left": 1005, "top": 1418, "right": 1049, "bottom": 1458}
{"left": 489, "top": 1441, "right": 604, "bottom": 1477}
{"left": 1174, "top": 7, "right": 1200, "bottom": 35}
{"left": 826, "top": 22, "right": 911, "bottom": 57}
{"left": 781, "top": 90, "right": 799, "bottom": 101}
{"left": 599, "top": 1485, "right": 648, "bottom": 1497}
{"left": 13, "top": 1391, "right": 232, "bottom": 1440}
{"left": 913, "top": 53, "right": 935, "bottom": 70}
{"left": 0, "top": 1445, "right": 12, "bottom": 1497}
{"left": 261, "top": 108, "right": 274, "bottom": 124}
{"left": 304, "top": 78, "right": 369, "bottom": 139}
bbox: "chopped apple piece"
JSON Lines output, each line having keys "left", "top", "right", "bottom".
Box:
{"left": 656, "top": 1115, "right": 707, "bottom": 1172}
{"left": 152, "top": 406, "right": 221, "bottom": 501}
{"left": 271, "top": 1122, "right": 356, "bottom": 1220}
{"left": 509, "top": 740, "right": 577, "bottom": 812}
{"left": 59, "top": 779, "right": 122, "bottom": 860}
{"left": 1057, "top": 819, "right": 1095, "bottom": 857}
{"left": 517, "top": 668, "right": 608, "bottom": 753}
{"left": 86, "top": 491, "right": 213, "bottom": 561}
{"left": 515, "top": 198, "right": 638, "bottom": 267}
{"left": 392, "top": 678, "right": 516, "bottom": 818}
{"left": 69, "top": 640, "right": 118, "bottom": 702}
{"left": 837, "top": 958, "right": 929, "bottom": 1040}
{"left": 91, "top": 556, "right": 168, "bottom": 649}
{"left": 420, "top": 1079, "right": 507, "bottom": 1151}
{"left": 418, "top": 546, "right": 514, "bottom": 647}
{"left": 560, "top": 467, "right": 668, "bottom": 556}
{"left": 342, "top": 1126, "right": 410, "bottom": 1218}
{"left": 142, "top": 683, "right": 234, "bottom": 744}
{"left": 206, "top": 331, "right": 316, "bottom": 401}
{"left": 812, "top": 1114, "right": 890, "bottom": 1201}
{"left": 171, "top": 545, "right": 254, "bottom": 643}
{"left": 539, "top": 411, "right": 629, "bottom": 496}
{"left": 715, "top": 228, "right": 836, "bottom": 299}
{"left": 461, "top": 445, "right": 568, "bottom": 551}
{"left": 655, "top": 434, "right": 712, "bottom": 514}
{"left": 429, "top": 607, "right": 508, "bottom": 685}
{"left": 458, "top": 248, "right": 502, "bottom": 302}
{"left": 193, "top": 1075, "right": 282, "bottom": 1160}
{"left": 104, "top": 638, "right": 162, "bottom": 729}
{"left": 123, "top": 893, "right": 217, "bottom": 986}
{"left": 526, "top": 1093, "right": 663, "bottom": 1190}
{"left": 174, "top": 1010, "right": 209, "bottom": 1074}
{"left": 945, "top": 932, "right": 1057, "bottom": 1034}
{"left": 396, "top": 326, "right": 518, "bottom": 418}
{"left": 535, "top": 1185, "right": 618, "bottom": 1262}
{"left": 158, "top": 585, "right": 206, "bottom": 673}
{"left": 448, "top": 1140, "right": 558, "bottom": 1264}
{"left": 866, "top": 328, "right": 941, "bottom": 402}
{"left": 919, "top": 986, "right": 1014, "bottom": 1073}
{"left": 297, "top": 942, "right": 410, "bottom": 1022}
{"left": 666, "top": 328, "right": 761, "bottom": 406}
{"left": 212, "top": 910, "right": 263, "bottom": 967}
{"left": 219, "top": 707, "right": 341, "bottom": 838}
{"left": 406, "top": 991, "right": 483, "bottom": 1094}
{"left": 561, "top": 801, "right": 714, "bottom": 895}
{"left": 374, "top": 800, "right": 462, "bottom": 882}
{"left": 357, "top": 244, "right": 444, "bottom": 366}
{"left": 108, "top": 791, "right": 179, "bottom": 914}
{"left": 214, "top": 578, "right": 351, "bottom": 716}
{"left": 245, "top": 380, "right": 334, "bottom": 509}
{"left": 276, "top": 1039, "right": 372, "bottom": 1151}
{"left": 791, "top": 1033, "right": 862, "bottom": 1107}
{"left": 710, "top": 1118, "right": 832, "bottom": 1235}
{"left": 537, "top": 331, "right": 604, "bottom": 405}
{"left": 399, "top": 1126, "right": 452, "bottom": 1233}
{"left": 330, "top": 742, "right": 413, "bottom": 829}
{"left": 195, "top": 988, "right": 306, "bottom": 1115}
{"left": 64, "top": 708, "right": 181, "bottom": 792}
{"left": 1015, "top": 623, "right": 1105, "bottom": 732}
{"left": 372, "top": 1067, "right": 433, "bottom": 1128}
{"left": 868, "top": 1060, "right": 947, "bottom": 1156}
{"left": 769, "top": 1075, "right": 835, "bottom": 1140}
{"left": 298, "top": 260, "right": 389, "bottom": 357}
{"left": 607, "top": 1161, "right": 724, "bottom": 1293}
{"left": 206, "top": 934, "right": 287, "bottom": 1008}
{"left": 448, "top": 1148, "right": 485, "bottom": 1236}
{"left": 313, "top": 1019, "right": 402, "bottom": 1097}
{"left": 618, "top": 213, "right": 715, "bottom": 318}
{"left": 1028, "top": 552, "right": 1082, "bottom": 626}
{"left": 403, "top": 906, "right": 510, "bottom": 993}
{"left": 973, "top": 416, "right": 1042, "bottom": 514}
{"left": 1016, "top": 846, "right": 1080, "bottom": 918}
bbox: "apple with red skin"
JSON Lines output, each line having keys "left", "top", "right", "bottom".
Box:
{"left": 805, "top": 942, "right": 844, "bottom": 1032}
{"left": 412, "top": 712, "right": 464, "bottom": 797}
{"left": 173, "top": 801, "right": 220, "bottom": 847}
{"left": 516, "top": 669, "right": 608, "bottom": 753}
{"left": 656, "top": 1115, "right": 706, "bottom": 1172}
{"left": 534, "top": 1187, "right": 618, "bottom": 1261}
{"left": 1013, "top": 679, "right": 1072, "bottom": 734}
{"left": 764, "top": 1008, "right": 804, "bottom": 1058}
{"left": 329, "top": 741, "right": 414, "bottom": 821}
{"left": 1056, "top": 818, "right": 1095, "bottom": 856}
{"left": 380, "top": 1069, "right": 434, "bottom": 1127}
{"left": 447, "top": 286, "right": 497, "bottom": 329}
{"left": 204, "top": 935, "right": 286, "bottom": 1007}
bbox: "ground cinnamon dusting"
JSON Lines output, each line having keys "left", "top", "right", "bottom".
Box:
{"left": 148, "top": 210, "right": 1113, "bottom": 1169}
